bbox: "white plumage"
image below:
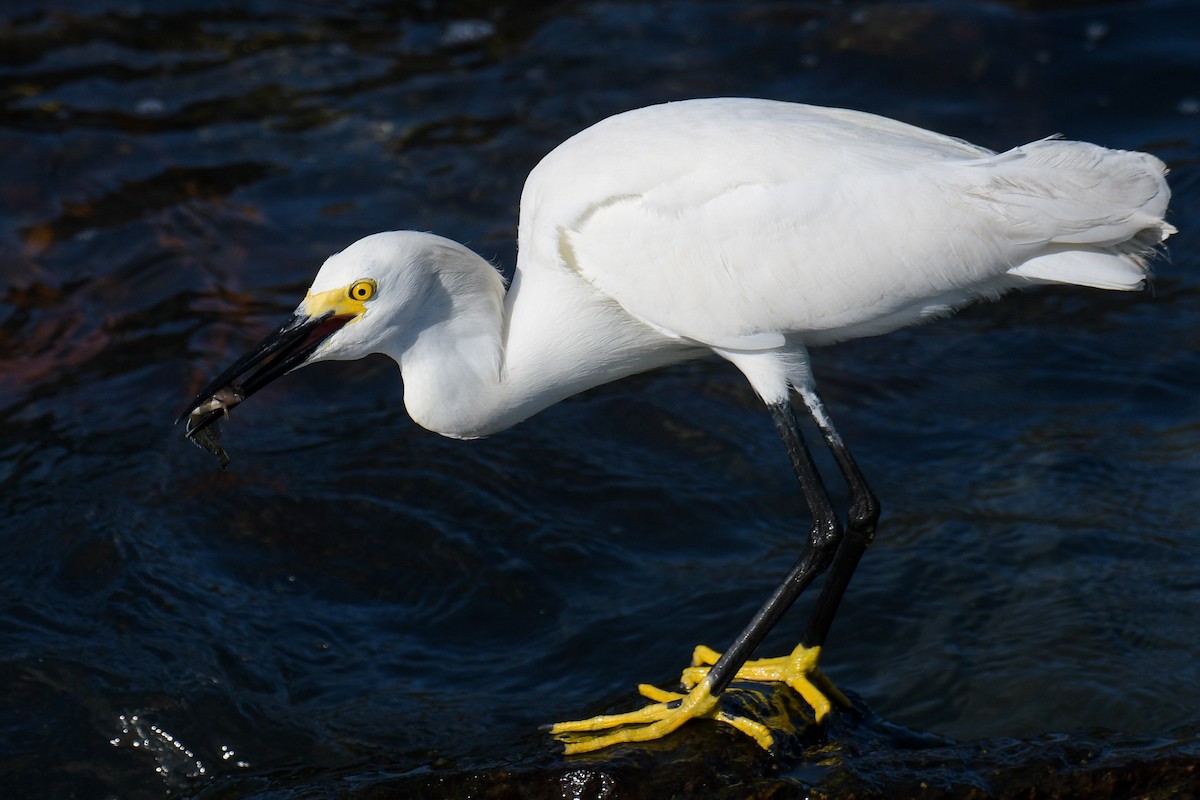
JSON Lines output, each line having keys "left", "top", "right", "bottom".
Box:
{"left": 181, "top": 97, "right": 1174, "bottom": 753}
{"left": 298, "top": 98, "right": 1172, "bottom": 437}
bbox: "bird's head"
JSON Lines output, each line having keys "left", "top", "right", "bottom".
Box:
{"left": 177, "top": 230, "right": 500, "bottom": 453}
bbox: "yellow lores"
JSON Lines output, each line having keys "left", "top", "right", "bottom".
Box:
{"left": 551, "top": 644, "right": 848, "bottom": 754}
{"left": 305, "top": 278, "right": 377, "bottom": 319}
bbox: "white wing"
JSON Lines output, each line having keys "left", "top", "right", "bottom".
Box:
{"left": 516, "top": 99, "right": 1172, "bottom": 351}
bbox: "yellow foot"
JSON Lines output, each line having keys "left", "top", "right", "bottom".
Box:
{"left": 550, "top": 678, "right": 776, "bottom": 755}
{"left": 681, "top": 643, "right": 850, "bottom": 722}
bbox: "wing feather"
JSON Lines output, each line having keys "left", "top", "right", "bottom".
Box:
{"left": 516, "top": 99, "right": 1172, "bottom": 349}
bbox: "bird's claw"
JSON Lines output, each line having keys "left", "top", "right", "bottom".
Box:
{"left": 682, "top": 643, "right": 849, "bottom": 721}
{"left": 550, "top": 678, "right": 777, "bottom": 754}
{"left": 550, "top": 643, "right": 848, "bottom": 755}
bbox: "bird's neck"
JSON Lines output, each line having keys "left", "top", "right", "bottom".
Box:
{"left": 393, "top": 260, "right": 695, "bottom": 439}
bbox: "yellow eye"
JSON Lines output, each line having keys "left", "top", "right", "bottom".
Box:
{"left": 348, "top": 280, "right": 376, "bottom": 302}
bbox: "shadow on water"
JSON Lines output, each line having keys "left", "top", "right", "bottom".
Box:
{"left": 2, "top": 1, "right": 1200, "bottom": 798}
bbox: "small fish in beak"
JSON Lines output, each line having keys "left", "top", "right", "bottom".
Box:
{"left": 178, "top": 308, "right": 355, "bottom": 467}
{"left": 185, "top": 386, "right": 245, "bottom": 468}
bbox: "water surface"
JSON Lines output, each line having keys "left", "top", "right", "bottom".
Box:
{"left": 2, "top": 1, "right": 1199, "bottom": 797}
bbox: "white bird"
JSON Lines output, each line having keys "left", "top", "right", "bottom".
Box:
{"left": 179, "top": 98, "right": 1174, "bottom": 754}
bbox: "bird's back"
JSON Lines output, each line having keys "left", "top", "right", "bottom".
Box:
{"left": 515, "top": 98, "right": 1173, "bottom": 350}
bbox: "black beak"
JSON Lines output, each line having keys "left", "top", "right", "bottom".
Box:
{"left": 177, "top": 310, "right": 354, "bottom": 438}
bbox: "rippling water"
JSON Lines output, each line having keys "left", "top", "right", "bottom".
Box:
{"left": 2, "top": 1, "right": 1199, "bottom": 797}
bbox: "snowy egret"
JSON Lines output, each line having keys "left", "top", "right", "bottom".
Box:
{"left": 179, "top": 98, "right": 1174, "bottom": 754}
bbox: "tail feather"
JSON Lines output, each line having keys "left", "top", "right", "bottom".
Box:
{"left": 1010, "top": 248, "right": 1152, "bottom": 291}
{"left": 968, "top": 138, "right": 1174, "bottom": 290}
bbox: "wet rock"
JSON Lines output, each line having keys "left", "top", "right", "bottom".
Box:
{"left": 203, "top": 689, "right": 1200, "bottom": 799}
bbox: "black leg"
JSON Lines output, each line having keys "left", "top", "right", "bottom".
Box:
{"left": 705, "top": 400, "right": 846, "bottom": 695}
{"left": 550, "top": 389, "right": 875, "bottom": 753}
{"left": 794, "top": 385, "right": 880, "bottom": 651}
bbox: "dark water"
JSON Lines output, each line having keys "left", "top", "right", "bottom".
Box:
{"left": 2, "top": 1, "right": 1199, "bottom": 797}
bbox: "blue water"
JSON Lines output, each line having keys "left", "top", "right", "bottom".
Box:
{"left": 2, "top": 1, "right": 1199, "bottom": 797}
